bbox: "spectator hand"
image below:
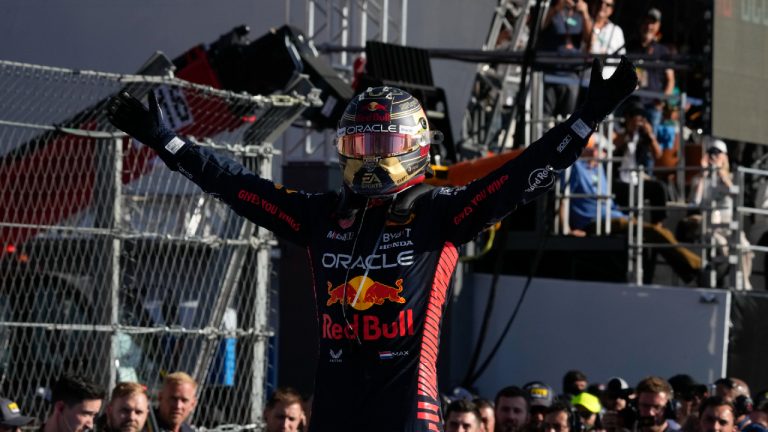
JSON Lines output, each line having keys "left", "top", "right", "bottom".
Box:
{"left": 582, "top": 56, "right": 638, "bottom": 125}
{"left": 575, "top": 0, "right": 589, "bottom": 15}
{"left": 571, "top": 229, "right": 587, "bottom": 238}
{"left": 106, "top": 91, "right": 177, "bottom": 152}
{"left": 639, "top": 118, "right": 654, "bottom": 137}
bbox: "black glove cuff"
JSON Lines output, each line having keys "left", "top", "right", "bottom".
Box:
{"left": 153, "top": 134, "right": 191, "bottom": 170}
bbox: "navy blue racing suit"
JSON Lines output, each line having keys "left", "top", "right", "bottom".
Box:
{"left": 162, "top": 114, "right": 595, "bottom": 432}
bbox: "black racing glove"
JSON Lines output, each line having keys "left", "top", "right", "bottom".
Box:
{"left": 579, "top": 56, "right": 638, "bottom": 126}
{"left": 547, "top": 57, "right": 637, "bottom": 171}
{"left": 106, "top": 91, "right": 187, "bottom": 167}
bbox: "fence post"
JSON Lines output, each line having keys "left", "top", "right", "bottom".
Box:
{"left": 732, "top": 170, "right": 745, "bottom": 289}
{"left": 636, "top": 171, "right": 644, "bottom": 285}
{"left": 109, "top": 136, "right": 123, "bottom": 391}
{"left": 251, "top": 144, "right": 275, "bottom": 423}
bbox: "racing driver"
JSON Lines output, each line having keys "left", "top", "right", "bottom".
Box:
{"left": 106, "top": 57, "right": 637, "bottom": 432}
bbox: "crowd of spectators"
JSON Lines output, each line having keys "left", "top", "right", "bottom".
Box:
{"left": 535, "top": 1, "right": 766, "bottom": 290}
{"left": 4, "top": 370, "right": 768, "bottom": 432}
{"left": 437, "top": 370, "right": 768, "bottom": 432}
{"left": 0, "top": 372, "right": 200, "bottom": 432}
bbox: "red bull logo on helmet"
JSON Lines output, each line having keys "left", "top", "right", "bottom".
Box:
{"left": 326, "top": 276, "right": 406, "bottom": 311}
{"left": 367, "top": 101, "right": 389, "bottom": 112}
{"left": 356, "top": 101, "right": 391, "bottom": 122}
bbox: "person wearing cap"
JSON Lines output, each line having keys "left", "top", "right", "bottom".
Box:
{"left": 603, "top": 378, "right": 633, "bottom": 413}
{"left": 571, "top": 392, "right": 601, "bottom": 431}
{"left": 627, "top": 7, "right": 675, "bottom": 129}
{"left": 524, "top": 382, "right": 555, "bottom": 432}
{"left": 634, "top": 376, "right": 680, "bottom": 432}
{"left": 601, "top": 378, "right": 631, "bottom": 432}
{"left": 495, "top": 386, "right": 529, "bottom": 432}
{"left": 94, "top": 382, "right": 149, "bottom": 432}
{"left": 688, "top": 138, "right": 754, "bottom": 289}
{"left": 667, "top": 374, "right": 708, "bottom": 427}
{"left": 0, "top": 397, "right": 36, "bottom": 432}
{"left": 42, "top": 374, "right": 106, "bottom": 432}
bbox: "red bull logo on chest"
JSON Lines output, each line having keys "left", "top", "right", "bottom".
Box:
{"left": 326, "top": 276, "right": 406, "bottom": 311}
{"left": 324, "top": 276, "right": 413, "bottom": 340}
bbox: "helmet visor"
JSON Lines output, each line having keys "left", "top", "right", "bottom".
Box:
{"left": 337, "top": 133, "right": 426, "bottom": 158}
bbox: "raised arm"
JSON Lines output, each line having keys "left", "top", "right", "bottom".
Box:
{"left": 106, "top": 91, "right": 317, "bottom": 245}
{"left": 438, "top": 57, "right": 638, "bottom": 244}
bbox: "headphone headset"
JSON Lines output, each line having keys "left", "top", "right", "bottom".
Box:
{"left": 734, "top": 395, "right": 754, "bottom": 417}
{"left": 622, "top": 391, "right": 677, "bottom": 427}
{"left": 568, "top": 405, "right": 582, "bottom": 432}
{"left": 664, "top": 390, "right": 678, "bottom": 421}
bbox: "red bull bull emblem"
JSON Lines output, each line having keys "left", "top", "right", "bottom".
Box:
{"left": 367, "top": 102, "right": 388, "bottom": 112}
{"left": 326, "top": 276, "right": 405, "bottom": 311}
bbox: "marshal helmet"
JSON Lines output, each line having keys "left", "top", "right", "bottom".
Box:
{"left": 336, "top": 86, "right": 435, "bottom": 196}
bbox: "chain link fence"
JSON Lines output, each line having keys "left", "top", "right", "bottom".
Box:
{"left": 0, "top": 59, "right": 318, "bottom": 429}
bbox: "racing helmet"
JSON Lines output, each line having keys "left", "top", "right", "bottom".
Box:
{"left": 336, "top": 86, "right": 434, "bottom": 197}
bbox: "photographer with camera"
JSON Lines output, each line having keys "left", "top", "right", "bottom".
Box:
{"left": 613, "top": 104, "right": 668, "bottom": 226}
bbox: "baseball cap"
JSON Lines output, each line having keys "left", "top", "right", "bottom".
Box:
{"left": 524, "top": 382, "right": 554, "bottom": 408}
{"left": 0, "top": 398, "right": 35, "bottom": 427}
{"left": 669, "top": 374, "right": 708, "bottom": 400}
{"left": 606, "top": 377, "right": 634, "bottom": 399}
{"left": 708, "top": 139, "right": 728, "bottom": 155}
{"left": 646, "top": 8, "right": 662, "bottom": 21}
{"left": 571, "top": 392, "right": 602, "bottom": 414}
